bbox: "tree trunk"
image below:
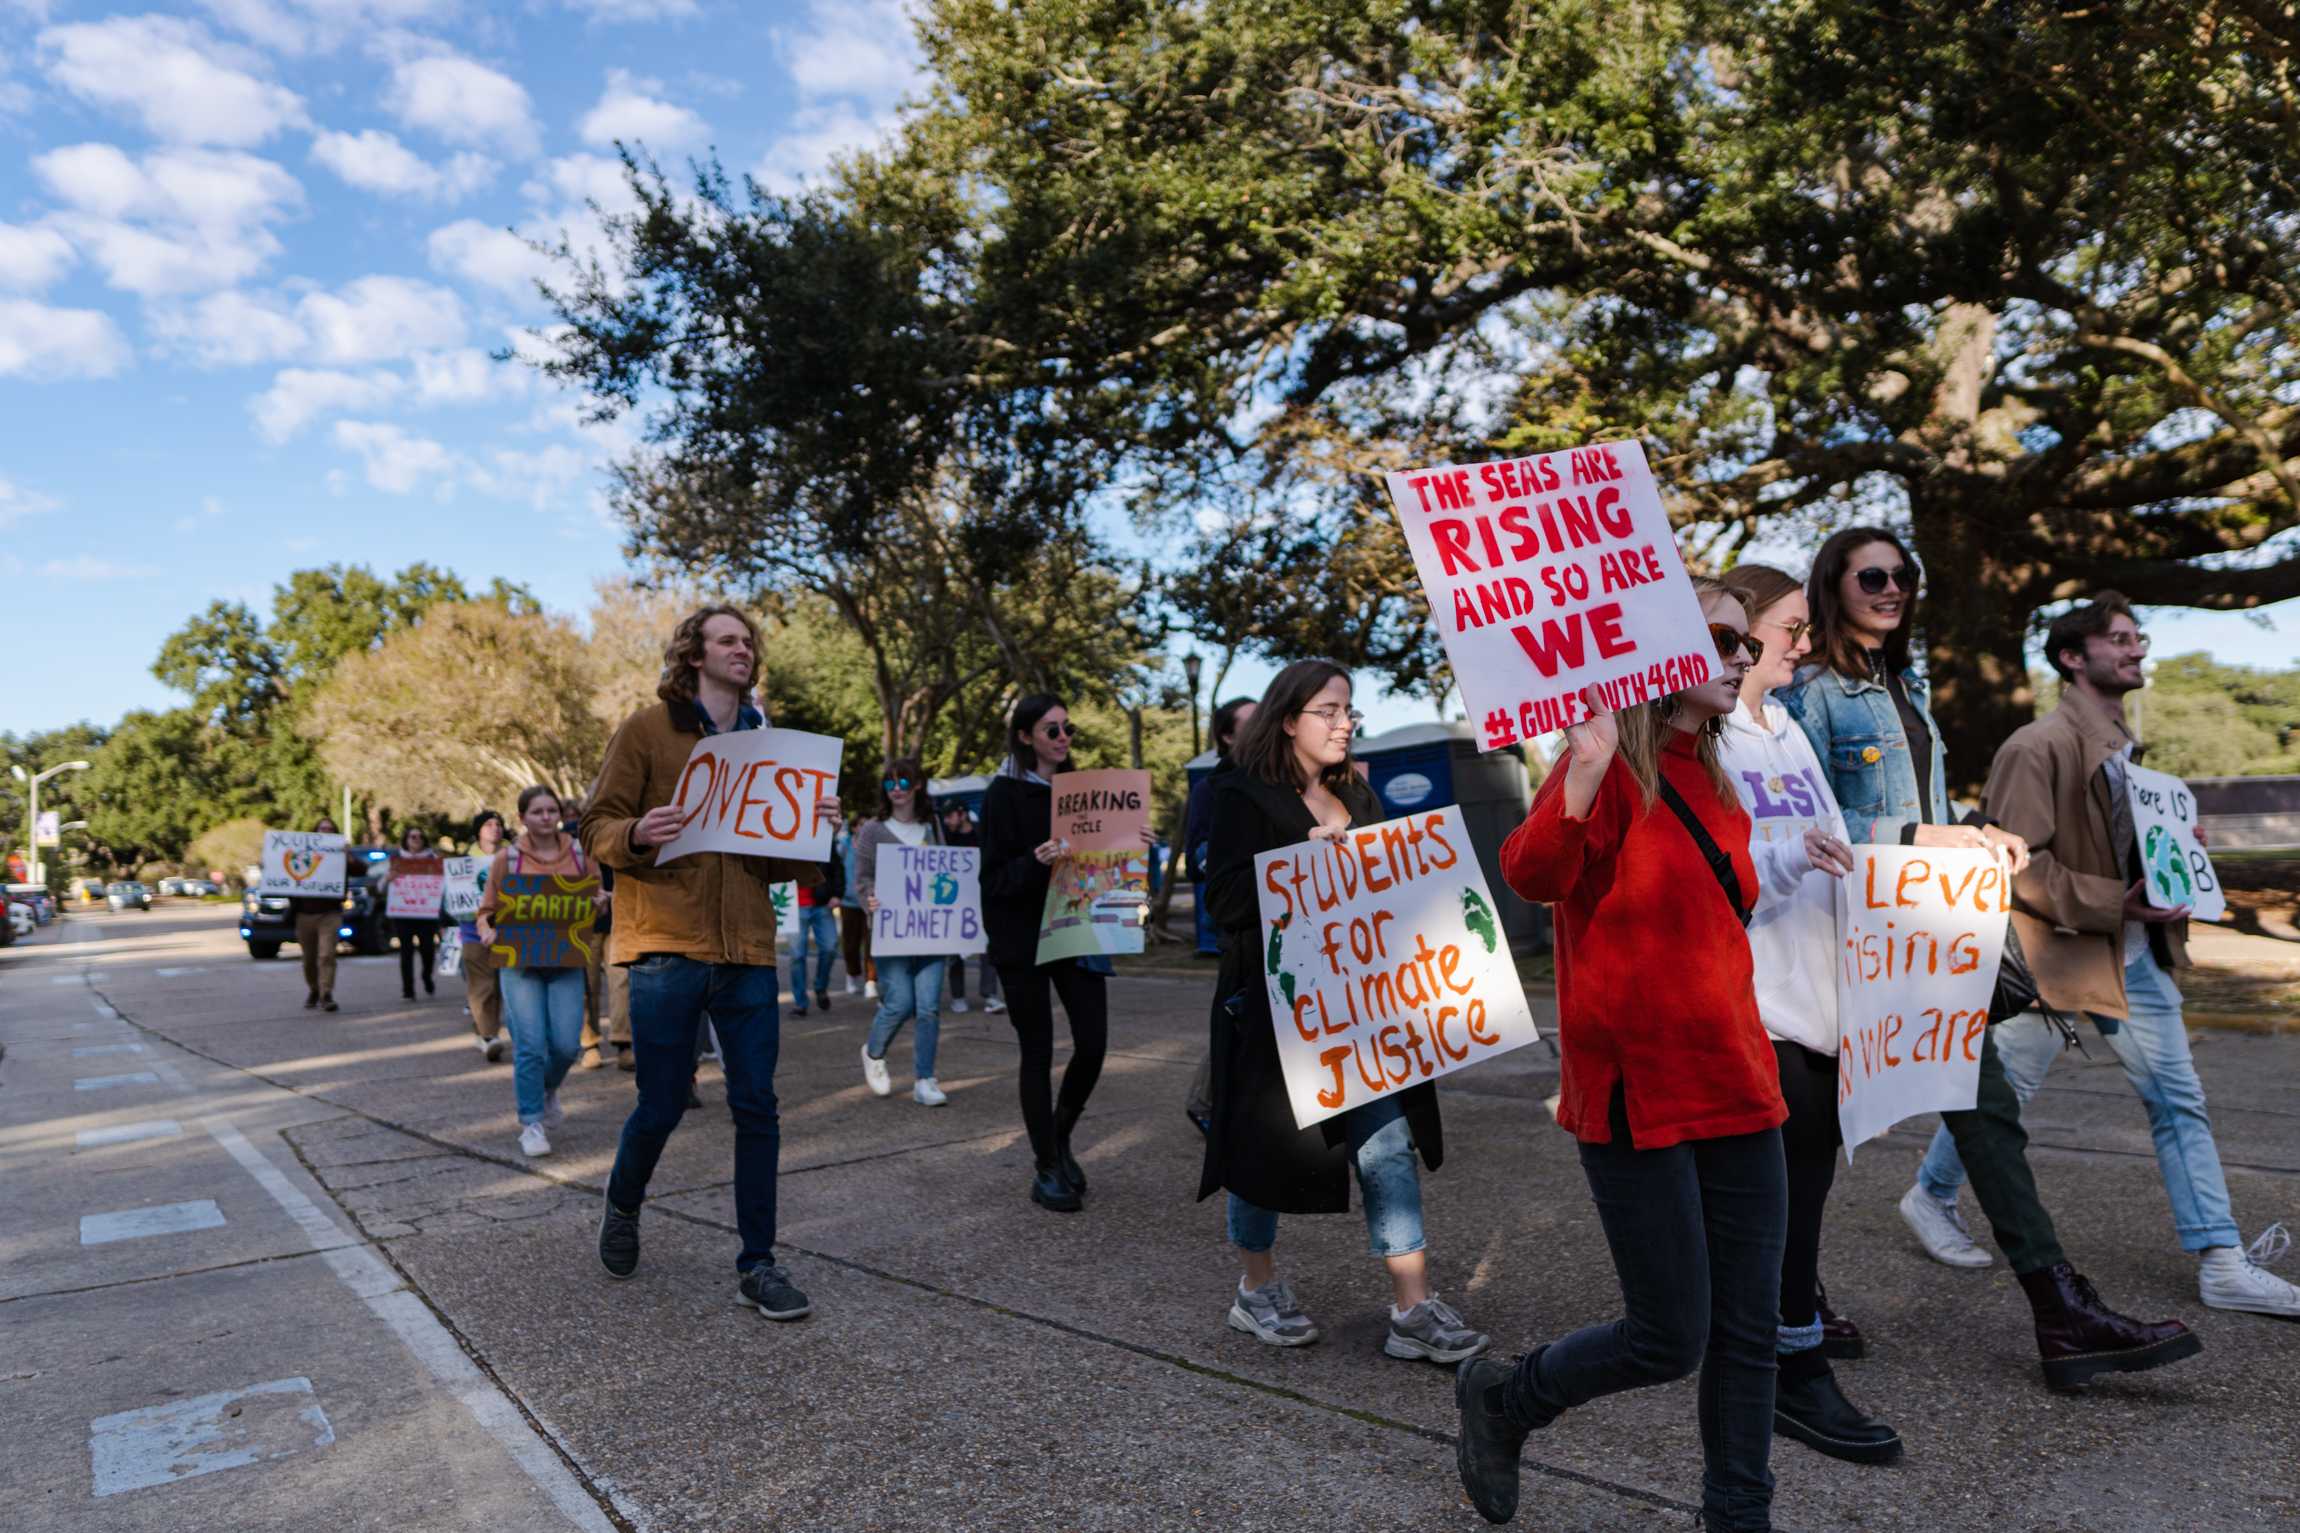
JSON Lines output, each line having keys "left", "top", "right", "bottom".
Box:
{"left": 1906, "top": 492, "right": 2042, "bottom": 800}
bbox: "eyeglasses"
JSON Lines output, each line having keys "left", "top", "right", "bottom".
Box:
{"left": 1039, "top": 721, "right": 1076, "bottom": 739}
{"left": 1300, "top": 705, "right": 1365, "bottom": 729}
{"left": 882, "top": 776, "right": 917, "bottom": 792}
{"left": 1854, "top": 564, "right": 1919, "bottom": 595}
{"left": 1709, "top": 624, "right": 1763, "bottom": 665}
{"left": 1769, "top": 617, "right": 1813, "bottom": 647}
{"left": 2100, "top": 631, "right": 2151, "bottom": 653}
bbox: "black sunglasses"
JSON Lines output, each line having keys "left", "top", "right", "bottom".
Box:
{"left": 1039, "top": 721, "right": 1076, "bottom": 739}
{"left": 1709, "top": 624, "right": 1763, "bottom": 666}
{"left": 1854, "top": 564, "right": 1919, "bottom": 595}
{"left": 882, "top": 776, "right": 917, "bottom": 792}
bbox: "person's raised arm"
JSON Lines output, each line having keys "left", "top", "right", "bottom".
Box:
{"left": 1500, "top": 707, "right": 1625, "bottom": 906}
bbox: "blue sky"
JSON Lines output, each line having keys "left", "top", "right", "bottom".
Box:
{"left": 1, "top": 0, "right": 2296, "bottom": 743}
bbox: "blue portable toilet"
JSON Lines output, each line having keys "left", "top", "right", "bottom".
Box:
{"left": 1353, "top": 722, "right": 1546, "bottom": 953}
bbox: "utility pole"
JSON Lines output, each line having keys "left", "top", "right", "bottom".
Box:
{"left": 11, "top": 759, "right": 91, "bottom": 886}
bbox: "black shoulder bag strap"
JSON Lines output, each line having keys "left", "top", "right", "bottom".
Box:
{"left": 1656, "top": 778, "right": 1753, "bottom": 928}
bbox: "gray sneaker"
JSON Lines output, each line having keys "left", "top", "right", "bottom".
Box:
{"left": 1385, "top": 1295, "right": 1490, "bottom": 1363}
{"left": 1227, "top": 1280, "right": 1320, "bottom": 1347}
{"left": 737, "top": 1263, "right": 812, "bottom": 1321}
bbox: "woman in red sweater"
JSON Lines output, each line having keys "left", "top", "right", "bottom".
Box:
{"left": 1455, "top": 578, "right": 1790, "bottom": 1533}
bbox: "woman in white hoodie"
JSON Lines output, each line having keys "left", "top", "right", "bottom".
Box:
{"left": 1718, "top": 564, "right": 1901, "bottom": 1469}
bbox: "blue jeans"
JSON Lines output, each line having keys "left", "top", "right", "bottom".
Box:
{"left": 791, "top": 906, "right": 838, "bottom": 1002}
{"left": 1918, "top": 945, "right": 2238, "bottom": 1251}
{"left": 501, "top": 966, "right": 585, "bottom": 1124}
{"left": 866, "top": 955, "right": 945, "bottom": 1078}
{"left": 607, "top": 957, "right": 784, "bottom": 1272}
{"left": 1192, "top": 879, "right": 1220, "bottom": 956}
{"left": 1227, "top": 1094, "right": 1426, "bottom": 1258}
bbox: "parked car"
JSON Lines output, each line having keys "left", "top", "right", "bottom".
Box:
{"left": 106, "top": 881, "right": 153, "bottom": 912}
{"left": 239, "top": 847, "right": 391, "bottom": 960}
{"left": 158, "top": 877, "right": 188, "bottom": 896}
{"left": 180, "top": 878, "right": 221, "bottom": 897}
{"left": 4, "top": 884, "right": 54, "bottom": 924}
{"left": 2, "top": 901, "right": 26, "bottom": 942}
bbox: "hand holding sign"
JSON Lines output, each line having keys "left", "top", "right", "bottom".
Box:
{"left": 650, "top": 727, "right": 844, "bottom": 865}
{"left": 258, "top": 831, "right": 346, "bottom": 898}
{"left": 2123, "top": 761, "right": 2223, "bottom": 922}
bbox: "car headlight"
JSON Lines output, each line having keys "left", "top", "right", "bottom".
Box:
{"left": 341, "top": 897, "right": 356, "bottom": 910}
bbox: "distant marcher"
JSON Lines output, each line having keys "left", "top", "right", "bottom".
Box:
{"left": 790, "top": 835, "right": 842, "bottom": 1018}
{"left": 567, "top": 808, "right": 616, "bottom": 1069}
{"left": 855, "top": 757, "right": 949, "bottom": 1107}
{"left": 839, "top": 814, "right": 876, "bottom": 999}
{"left": 476, "top": 786, "right": 595, "bottom": 1159}
{"left": 291, "top": 815, "right": 343, "bottom": 1013}
{"left": 377, "top": 825, "right": 443, "bottom": 1003}
{"left": 460, "top": 810, "right": 509, "bottom": 1061}
{"left": 1183, "top": 695, "right": 1256, "bottom": 1131}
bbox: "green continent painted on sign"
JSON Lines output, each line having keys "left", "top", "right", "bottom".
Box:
{"left": 2143, "top": 826, "right": 2192, "bottom": 903}
{"left": 1461, "top": 888, "right": 1499, "bottom": 954}
{"left": 931, "top": 871, "right": 959, "bottom": 905}
{"left": 1265, "top": 913, "right": 1296, "bottom": 1006}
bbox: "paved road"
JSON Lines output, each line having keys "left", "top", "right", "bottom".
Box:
{"left": 3, "top": 905, "right": 2296, "bottom": 1532}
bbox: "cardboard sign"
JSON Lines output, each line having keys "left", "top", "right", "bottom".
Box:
{"left": 770, "top": 882, "right": 798, "bottom": 938}
{"left": 1256, "top": 806, "right": 1538, "bottom": 1128}
{"left": 257, "top": 831, "right": 346, "bottom": 898}
{"left": 1036, "top": 769, "right": 1152, "bottom": 963}
{"left": 652, "top": 727, "right": 843, "bottom": 865}
{"left": 441, "top": 856, "right": 485, "bottom": 920}
{"left": 1383, "top": 441, "right": 1717, "bottom": 752}
{"left": 1834, "top": 846, "right": 2011, "bottom": 1157}
{"left": 487, "top": 870, "right": 601, "bottom": 969}
{"left": 2124, "top": 761, "right": 2225, "bottom": 923}
{"left": 386, "top": 854, "right": 444, "bottom": 920}
{"left": 436, "top": 925, "right": 463, "bottom": 978}
{"left": 873, "top": 842, "right": 986, "bottom": 957}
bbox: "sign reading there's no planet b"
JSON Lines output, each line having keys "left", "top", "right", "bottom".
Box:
{"left": 1255, "top": 806, "right": 1538, "bottom": 1130}
{"left": 872, "top": 843, "right": 985, "bottom": 956}
{"left": 2123, "top": 761, "right": 2226, "bottom": 923}
{"left": 257, "top": 831, "right": 346, "bottom": 899}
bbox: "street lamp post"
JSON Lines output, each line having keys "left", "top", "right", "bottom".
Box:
{"left": 1183, "top": 652, "right": 1204, "bottom": 759}
{"left": 11, "top": 759, "right": 91, "bottom": 886}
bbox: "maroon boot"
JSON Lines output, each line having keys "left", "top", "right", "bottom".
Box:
{"left": 2017, "top": 1263, "right": 2201, "bottom": 1390}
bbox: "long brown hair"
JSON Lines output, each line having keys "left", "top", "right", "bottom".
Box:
{"left": 1231, "top": 659, "right": 1364, "bottom": 799}
{"left": 656, "top": 603, "right": 761, "bottom": 705}
{"left": 1720, "top": 562, "right": 1802, "bottom": 629}
{"left": 1610, "top": 577, "right": 1740, "bottom": 809}
{"left": 876, "top": 755, "right": 938, "bottom": 823}
{"left": 1807, "top": 527, "right": 1917, "bottom": 680}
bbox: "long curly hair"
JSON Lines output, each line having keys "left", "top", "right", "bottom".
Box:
{"left": 656, "top": 603, "right": 761, "bottom": 706}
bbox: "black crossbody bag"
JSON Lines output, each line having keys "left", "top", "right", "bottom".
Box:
{"left": 1656, "top": 778, "right": 1752, "bottom": 927}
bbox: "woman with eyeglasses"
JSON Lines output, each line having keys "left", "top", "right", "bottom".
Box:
{"left": 1456, "top": 580, "right": 1789, "bottom": 1532}
{"left": 853, "top": 757, "right": 950, "bottom": 1107}
{"left": 1197, "top": 659, "right": 1490, "bottom": 1365}
{"left": 1717, "top": 564, "right": 1901, "bottom": 1468}
{"left": 377, "top": 825, "right": 444, "bottom": 1003}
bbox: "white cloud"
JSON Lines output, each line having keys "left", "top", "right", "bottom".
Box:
{"left": 33, "top": 143, "right": 302, "bottom": 297}
{"left": 0, "top": 223, "right": 74, "bottom": 292}
{"left": 562, "top": 0, "right": 698, "bottom": 18}
{"left": 310, "top": 129, "right": 494, "bottom": 201}
{"left": 150, "top": 289, "right": 308, "bottom": 365}
{"left": 0, "top": 299, "right": 132, "bottom": 378}
{"left": 526, "top": 153, "right": 644, "bottom": 217}
{"left": 332, "top": 418, "right": 458, "bottom": 494}
{"left": 411, "top": 346, "right": 524, "bottom": 403}
{"left": 198, "top": 0, "right": 458, "bottom": 55}
{"left": 756, "top": 0, "right": 921, "bottom": 190}
{"left": 298, "top": 275, "right": 466, "bottom": 364}
{"left": 0, "top": 47, "right": 33, "bottom": 116}
{"left": 0, "top": 475, "right": 61, "bottom": 528}
{"left": 579, "top": 69, "right": 707, "bottom": 150}
{"left": 381, "top": 45, "right": 540, "bottom": 158}
{"left": 37, "top": 15, "right": 307, "bottom": 146}
{"left": 251, "top": 366, "right": 403, "bottom": 441}
{"left": 42, "top": 555, "right": 163, "bottom": 580}
{"left": 426, "top": 218, "right": 557, "bottom": 299}
{"left": 469, "top": 442, "right": 591, "bottom": 509}
{"left": 173, "top": 493, "right": 230, "bottom": 530}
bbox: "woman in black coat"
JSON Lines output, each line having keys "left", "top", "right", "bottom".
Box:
{"left": 1197, "top": 659, "right": 1489, "bottom": 1365}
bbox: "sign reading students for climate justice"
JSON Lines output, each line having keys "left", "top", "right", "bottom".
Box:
{"left": 1834, "top": 846, "right": 2012, "bottom": 1157}
{"left": 875, "top": 843, "right": 987, "bottom": 957}
{"left": 1256, "top": 806, "right": 1539, "bottom": 1130}
{"left": 2124, "top": 761, "right": 2226, "bottom": 923}
{"left": 257, "top": 830, "right": 346, "bottom": 899}
{"left": 652, "top": 727, "right": 844, "bottom": 866}
{"left": 1383, "top": 441, "right": 1719, "bottom": 753}
{"left": 1036, "top": 769, "right": 1153, "bottom": 963}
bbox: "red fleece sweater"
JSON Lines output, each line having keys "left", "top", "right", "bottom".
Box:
{"left": 1501, "top": 732, "right": 1786, "bottom": 1150}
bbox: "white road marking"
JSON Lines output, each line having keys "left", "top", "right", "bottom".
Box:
{"left": 52, "top": 975, "right": 83, "bottom": 985}
{"left": 203, "top": 1120, "right": 357, "bottom": 1254}
{"left": 88, "top": 1377, "right": 333, "bottom": 1497}
{"left": 75, "top": 1120, "right": 184, "bottom": 1149}
{"left": 153, "top": 967, "right": 208, "bottom": 977}
{"left": 71, "top": 1043, "right": 146, "bottom": 1057}
{"left": 80, "top": 1200, "right": 227, "bottom": 1244}
{"left": 73, "top": 1072, "right": 161, "bottom": 1091}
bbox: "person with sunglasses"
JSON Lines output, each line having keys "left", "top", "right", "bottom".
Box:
{"left": 1458, "top": 580, "right": 1787, "bottom": 1531}
{"left": 1196, "top": 659, "right": 1489, "bottom": 1366}
{"left": 853, "top": 757, "right": 950, "bottom": 1107}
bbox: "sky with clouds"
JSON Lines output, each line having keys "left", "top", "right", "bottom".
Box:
{"left": 1, "top": 0, "right": 2296, "bottom": 743}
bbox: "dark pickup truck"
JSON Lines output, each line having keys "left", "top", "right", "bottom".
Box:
{"left": 239, "top": 846, "right": 394, "bottom": 960}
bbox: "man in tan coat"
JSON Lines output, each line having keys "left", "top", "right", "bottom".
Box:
{"left": 583, "top": 604, "right": 837, "bottom": 1322}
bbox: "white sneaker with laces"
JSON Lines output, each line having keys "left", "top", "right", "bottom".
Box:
{"left": 2200, "top": 1226, "right": 2300, "bottom": 1317}
{"left": 519, "top": 1122, "right": 552, "bottom": 1157}
{"left": 541, "top": 1090, "right": 564, "bottom": 1128}
{"left": 913, "top": 1077, "right": 948, "bottom": 1107}
{"left": 983, "top": 995, "right": 1006, "bottom": 1015}
{"left": 864, "top": 980, "right": 878, "bottom": 999}
{"left": 950, "top": 999, "right": 971, "bottom": 1014}
{"left": 861, "top": 1045, "right": 892, "bottom": 1097}
{"left": 1898, "top": 1183, "right": 1992, "bottom": 1268}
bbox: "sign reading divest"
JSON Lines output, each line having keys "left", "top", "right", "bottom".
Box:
{"left": 386, "top": 854, "right": 444, "bottom": 920}
{"left": 1036, "top": 769, "right": 1152, "bottom": 963}
{"left": 652, "top": 727, "right": 843, "bottom": 865}
{"left": 441, "top": 857, "right": 485, "bottom": 920}
{"left": 2124, "top": 761, "right": 2225, "bottom": 923}
{"left": 1256, "top": 807, "right": 1538, "bottom": 1129}
{"left": 488, "top": 871, "right": 600, "bottom": 968}
{"left": 874, "top": 843, "right": 985, "bottom": 956}
{"left": 1834, "top": 846, "right": 2011, "bottom": 1157}
{"left": 1383, "top": 441, "right": 1716, "bottom": 753}
{"left": 257, "top": 831, "right": 346, "bottom": 898}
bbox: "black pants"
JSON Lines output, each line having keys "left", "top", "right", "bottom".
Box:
{"left": 1508, "top": 1090, "right": 1787, "bottom": 1533}
{"left": 394, "top": 919, "right": 438, "bottom": 996}
{"left": 1773, "top": 1041, "right": 1840, "bottom": 1336}
{"left": 1937, "top": 1026, "right": 2067, "bottom": 1274}
{"left": 994, "top": 961, "right": 1109, "bottom": 1165}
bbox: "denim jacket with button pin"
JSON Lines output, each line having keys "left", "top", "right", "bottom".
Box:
{"left": 1778, "top": 657, "right": 1952, "bottom": 846}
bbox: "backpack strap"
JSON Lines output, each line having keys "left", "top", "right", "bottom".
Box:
{"left": 1656, "top": 778, "right": 1752, "bottom": 928}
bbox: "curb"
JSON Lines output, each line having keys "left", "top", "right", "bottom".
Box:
{"left": 2185, "top": 1010, "right": 2300, "bottom": 1037}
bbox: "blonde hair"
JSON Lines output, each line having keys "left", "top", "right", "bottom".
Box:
{"left": 1612, "top": 576, "right": 1742, "bottom": 809}
{"left": 656, "top": 603, "right": 761, "bottom": 706}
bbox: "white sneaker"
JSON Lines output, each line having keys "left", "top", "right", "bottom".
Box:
{"left": 861, "top": 1045, "right": 891, "bottom": 1097}
{"left": 2200, "top": 1229, "right": 2300, "bottom": 1316}
{"left": 913, "top": 1077, "right": 948, "bottom": 1107}
{"left": 475, "top": 1033, "right": 503, "bottom": 1062}
{"left": 1898, "top": 1183, "right": 1993, "bottom": 1268}
{"left": 983, "top": 995, "right": 1006, "bottom": 1014}
{"left": 844, "top": 977, "right": 861, "bottom": 996}
{"left": 541, "top": 1090, "right": 564, "bottom": 1129}
{"left": 950, "top": 999, "right": 970, "bottom": 1014}
{"left": 519, "top": 1122, "right": 552, "bottom": 1157}
{"left": 864, "top": 980, "right": 878, "bottom": 999}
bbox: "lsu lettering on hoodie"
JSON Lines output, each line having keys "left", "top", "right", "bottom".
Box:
{"left": 1720, "top": 698, "right": 1848, "bottom": 1059}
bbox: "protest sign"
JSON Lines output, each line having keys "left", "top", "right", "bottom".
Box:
{"left": 436, "top": 925, "right": 463, "bottom": 979}
{"left": 652, "top": 727, "right": 843, "bottom": 865}
{"left": 1834, "top": 846, "right": 2011, "bottom": 1157}
{"left": 2124, "top": 762, "right": 2225, "bottom": 923}
{"left": 1256, "top": 806, "right": 1538, "bottom": 1129}
{"left": 441, "top": 857, "right": 485, "bottom": 921}
{"left": 1383, "top": 441, "right": 1717, "bottom": 753}
{"left": 874, "top": 843, "right": 986, "bottom": 957}
{"left": 386, "top": 854, "right": 444, "bottom": 920}
{"left": 770, "top": 882, "right": 798, "bottom": 939}
{"left": 1036, "top": 769, "right": 1152, "bottom": 963}
{"left": 257, "top": 830, "right": 346, "bottom": 899}
{"left": 486, "top": 871, "right": 601, "bottom": 969}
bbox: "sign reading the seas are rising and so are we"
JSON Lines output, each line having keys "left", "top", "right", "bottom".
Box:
{"left": 1383, "top": 441, "right": 1718, "bottom": 753}
{"left": 1035, "top": 769, "right": 1153, "bottom": 964}
{"left": 1256, "top": 806, "right": 1539, "bottom": 1130}
{"left": 653, "top": 727, "right": 844, "bottom": 865}
{"left": 257, "top": 831, "right": 346, "bottom": 899}
{"left": 386, "top": 854, "right": 444, "bottom": 920}
{"left": 1834, "top": 846, "right": 2011, "bottom": 1157}
{"left": 2124, "top": 761, "right": 2226, "bottom": 924}
{"left": 874, "top": 843, "right": 986, "bottom": 957}
{"left": 441, "top": 857, "right": 485, "bottom": 921}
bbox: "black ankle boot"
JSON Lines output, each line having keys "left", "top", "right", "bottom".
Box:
{"left": 1053, "top": 1112, "right": 1087, "bottom": 1195}
{"left": 1030, "top": 1159, "right": 1081, "bottom": 1213}
{"left": 1772, "top": 1349, "right": 1902, "bottom": 1465}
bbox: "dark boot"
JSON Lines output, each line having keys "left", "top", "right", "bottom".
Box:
{"left": 1772, "top": 1348, "right": 1901, "bottom": 1465}
{"left": 2018, "top": 1262, "right": 2202, "bottom": 1390}
{"left": 1453, "top": 1348, "right": 1553, "bottom": 1524}
{"left": 1053, "top": 1110, "right": 1087, "bottom": 1195}
{"left": 1030, "top": 1159, "right": 1081, "bottom": 1213}
{"left": 1815, "top": 1278, "right": 1864, "bottom": 1360}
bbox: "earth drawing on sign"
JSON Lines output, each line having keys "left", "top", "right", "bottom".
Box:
{"left": 2144, "top": 825, "right": 2193, "bottom": 904}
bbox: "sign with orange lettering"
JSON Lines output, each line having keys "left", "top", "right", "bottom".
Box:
{"left": 652, "top": 727, "right": 843, "bottom": 865}
{"left": 1383, "top": 442, "right": 1716, "bottom": 753}
{"left": 1835, "top": 846, "right": 2011, "bottom": 1156}
{"left": 1255, "top": 806, "right": 1538, "bottom": 1129}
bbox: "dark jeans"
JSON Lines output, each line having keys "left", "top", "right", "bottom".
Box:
{"left": 1773, "top": 1041, "right": 1839, "bottom": 1339}
{"left": 1508, "top": 1091, "right": 1787, "bottom": 1533}
{"left": 394, "top": 919, "right": 438, "bottom": 996}
{"left": 1936, "top": 1025, "right": 2066, "bottom": 1275}
{"left": 994, "top": 961, "right": 1109, "bottom": 1164}
{"left": 607, "top": 956, "right": 782, "bottom": 1273}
